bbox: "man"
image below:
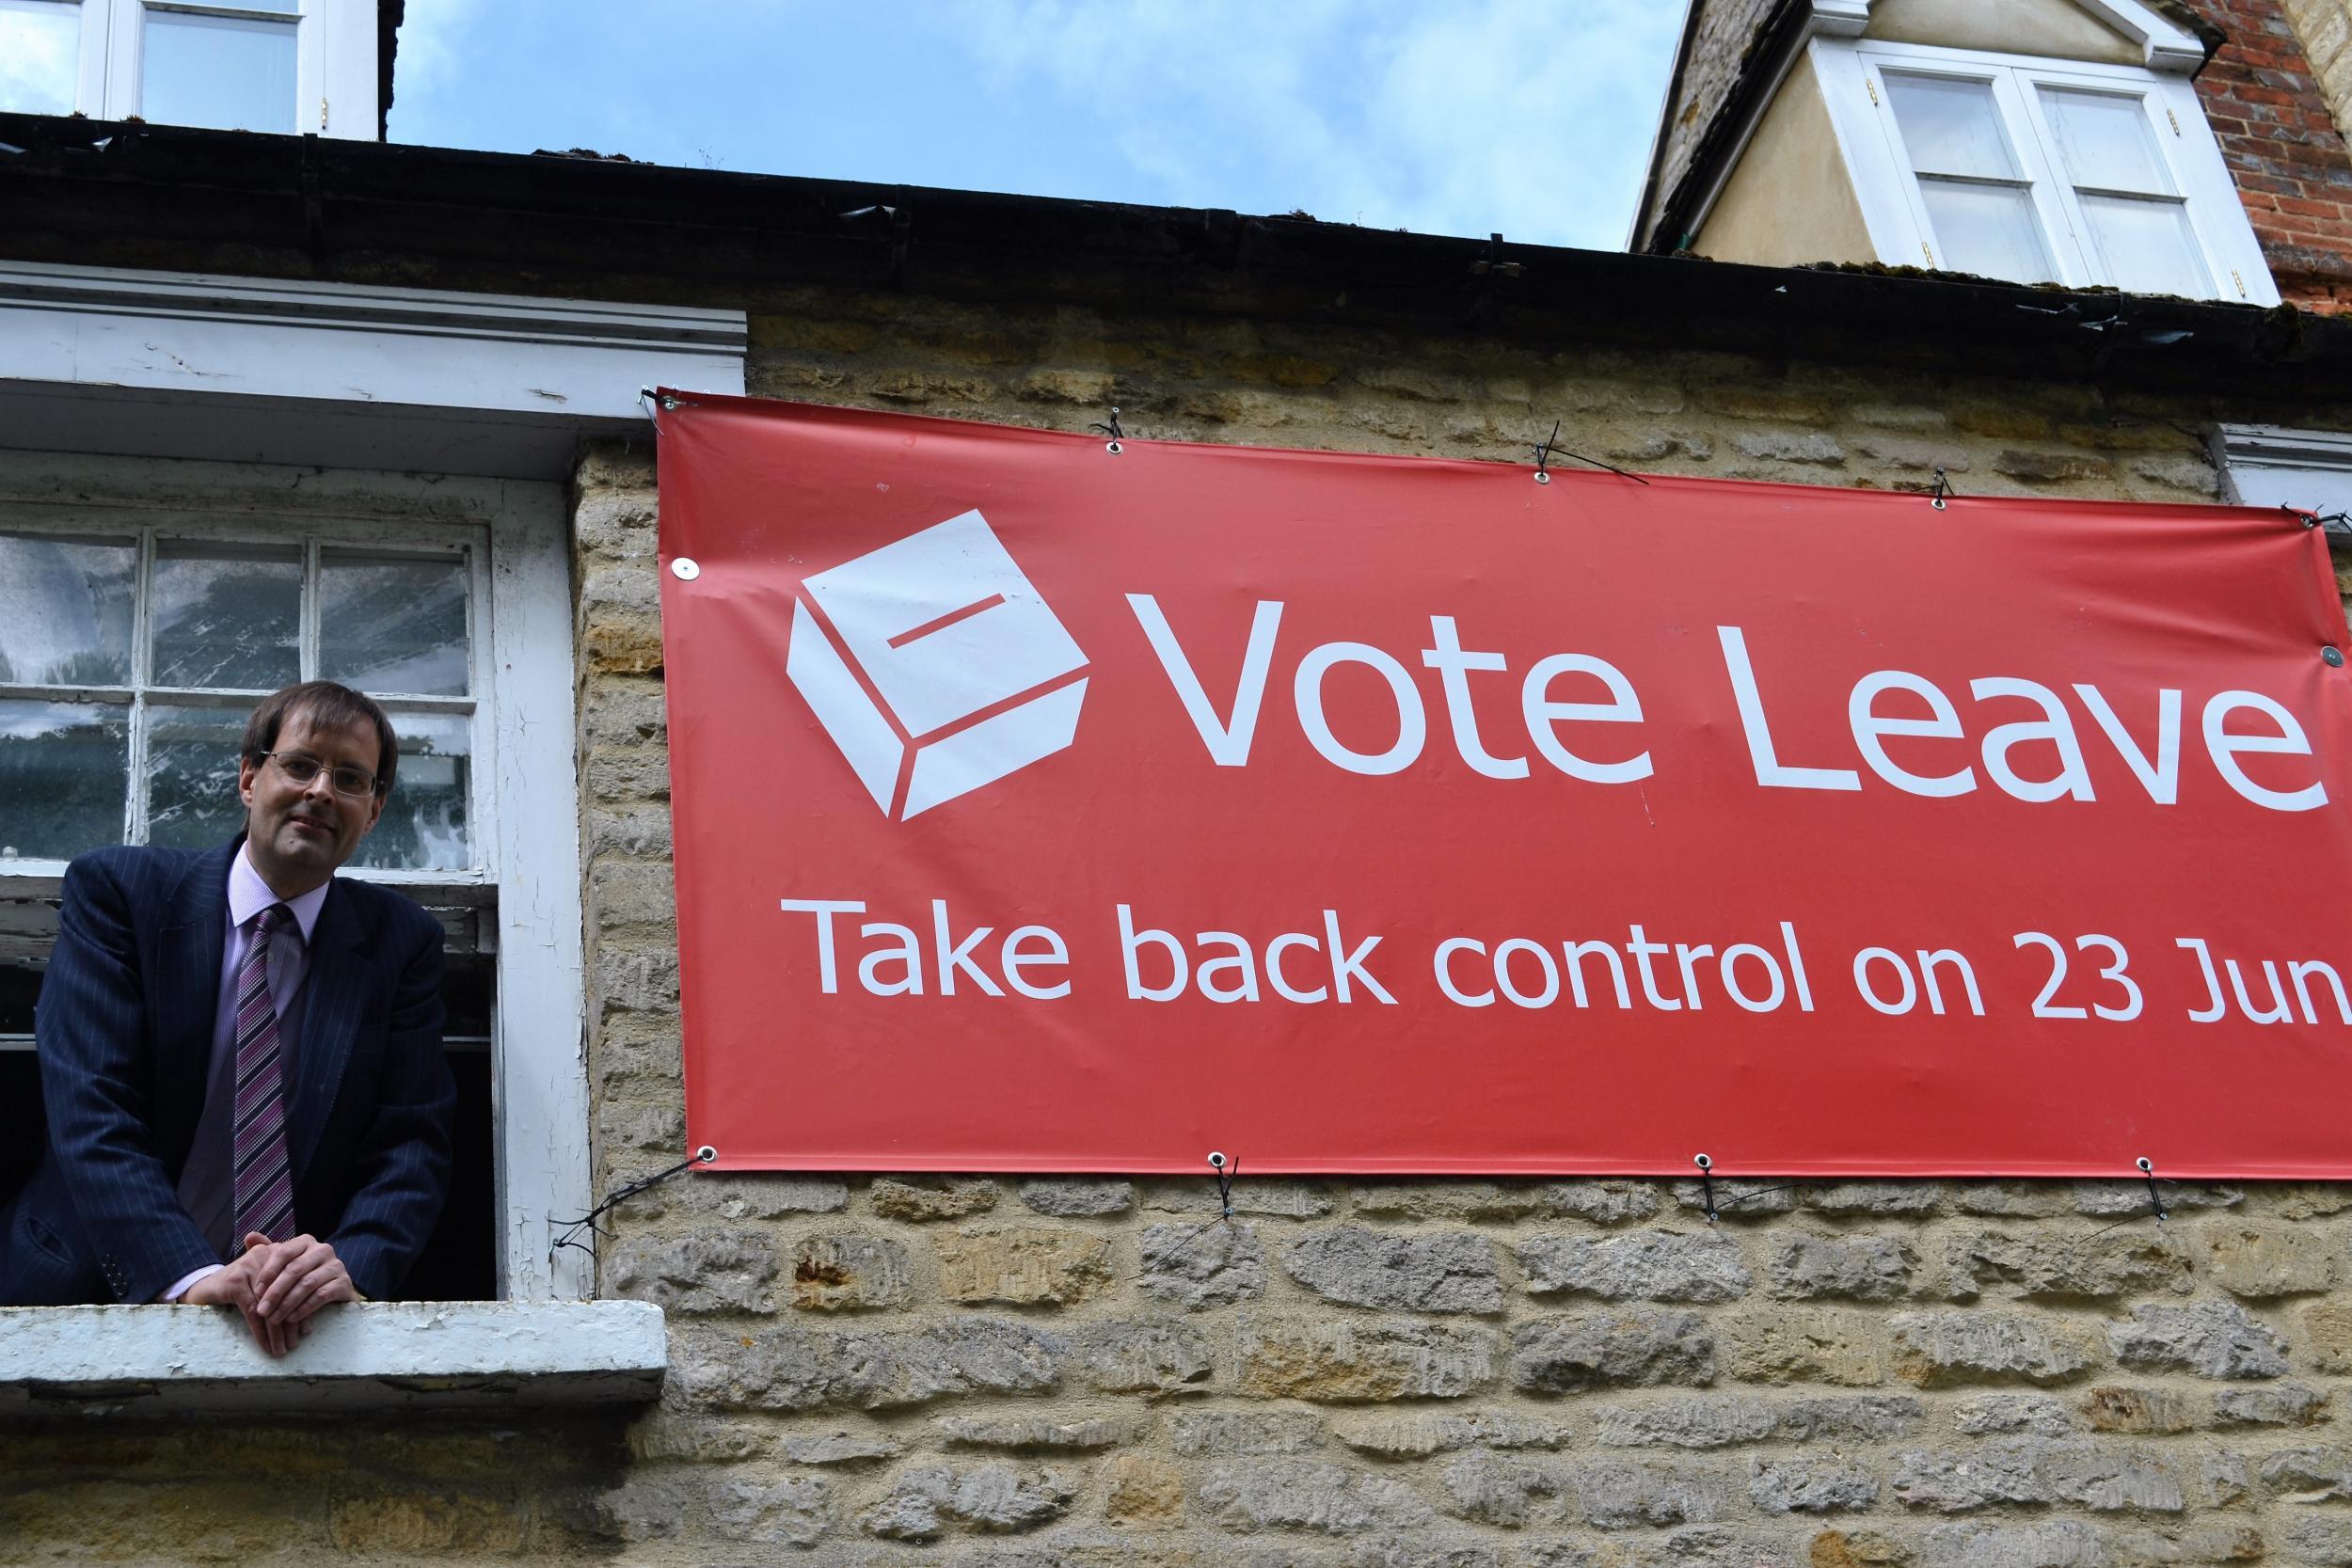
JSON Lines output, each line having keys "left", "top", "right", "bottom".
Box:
{"left": 0, "top": 681, "right": 453, "bottom": 1354}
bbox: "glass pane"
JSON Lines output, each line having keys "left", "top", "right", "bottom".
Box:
{"left": 151, "top": 540, "right": 300, "bottom": 690}
{"left": 140, "top": 8, "right": 296, "bottom": 134}
{"left": 356, "top": 709, "right": 471, "bottom": 871}
{"left": 0, "top": 700, "right": 127, "bottom": 861}
{"left": 1885, "top": 72, "right": 2017, "bottom": 179}
{"left": 146, "top": 703, "right": 248, "bottom": 850}
{"left": 319, "top": 552, "right": 469, "bottom": 696}
{"left": 1920, "top": 178, "right": 2056, "bottom": 283}
{"left": 2040, "top": 87, "right": 2172, "bottom": 196}
{"left": 0, "top": 0, "right": 78, "bottom": 115}
{"left": 0, "top": 533, "right": 136, "bottom": 687}
{"left": 2080, "top": 194, "right": 2213, "bottom": 298}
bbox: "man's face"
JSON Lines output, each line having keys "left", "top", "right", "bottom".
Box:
{"left": 237, "top": 707, "right": 387, "bottom": 896}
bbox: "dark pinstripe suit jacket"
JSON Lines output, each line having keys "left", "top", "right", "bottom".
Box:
{"left": 0, "top": 840, "right": 454, "bottom": 1306}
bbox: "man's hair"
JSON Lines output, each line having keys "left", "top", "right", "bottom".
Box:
{"left": 242, "top": 681, "right": 400, "bottom": 794}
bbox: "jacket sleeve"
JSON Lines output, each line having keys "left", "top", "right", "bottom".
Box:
{"left": 323, "top": 904, "right": 454, "bottom": 1300}
{"left": 37, "top": 853, "right": 221, "bottom": 1303}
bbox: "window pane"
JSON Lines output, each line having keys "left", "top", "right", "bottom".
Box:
{"left": 2039, "top": 87, "right": 2172, "bottom": 196}
{"left": 146, "top": 703, "right": 248, "bottom": 850}
{"left": 320, "top": 552, "right": 469, "bottom": 696}
{"left": 0, "top": 700, "right": 126, "bottom": 860}
{"left": 1920, "top": 178, "right": 2055, "bottom": 283}
{"left": 151, "top": 540, "right": 300, "bottom": 690}
{"left": 140, "top": 8, "right": 295, "bottom": 134}
{"left": 2080, "top": 194, "right": 2213, "bottom": 298}
{"left": 0, "top": 533, "right": 136, "bottom": 687}
{"left": 356, "top": 709, "right": 471, "bottom": 872}
{"left": 1885, "top": 73, "right": 2018, "bottom": 179}
{"left": 0, "top": 0, "right": 77, "bottom": 115}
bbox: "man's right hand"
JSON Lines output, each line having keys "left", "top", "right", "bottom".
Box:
{"left": 182, "top": 1233, "right": 354, "bottom": 1355}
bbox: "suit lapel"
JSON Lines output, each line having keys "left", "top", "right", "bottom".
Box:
{"left": 290, "top": 879, "right": 369, "bottom": 1181}
{"left": 153, "top": 841, "right": 237, "bottom": 1145}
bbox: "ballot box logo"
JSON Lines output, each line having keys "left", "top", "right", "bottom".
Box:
{"left": 786, "top": 510, "right": 1089, "bottom": 819}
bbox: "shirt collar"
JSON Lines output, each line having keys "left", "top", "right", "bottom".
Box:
{"left": 229, "top": 843, "right": 331, "bottom": 943}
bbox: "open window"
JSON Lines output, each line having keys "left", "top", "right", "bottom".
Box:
{"left": 0, "top": 0, "right": 377, "bottom": 136}
{"left": 1813, "top": 38, "right": 2279, "bottom": 303}
{"left": 0, "top": 452, "right": 584, "bottom": 1304}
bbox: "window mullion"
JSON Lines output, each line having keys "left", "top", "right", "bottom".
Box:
{"left": 101, "top": 0, "right": 139, "bottom": 119}
{"left": 1994, "top": 66, "right": 2090, "bottom": 287}
{"left": 301, "top": 532, "right": 321, "bottom": 680}
{"left": 75, "top": 0, "right": 113, "bottom": 116}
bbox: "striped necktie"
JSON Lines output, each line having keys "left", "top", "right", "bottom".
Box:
{"left": 231, "top": 903, "right": 298, "bottom": 1246}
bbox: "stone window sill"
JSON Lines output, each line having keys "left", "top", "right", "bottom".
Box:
{"left": 0, "top": 1300, "right": 665, "bottom": 1417}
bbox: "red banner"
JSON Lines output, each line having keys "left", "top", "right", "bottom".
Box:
{"left": 656, "top": 393, "right": 2352, "bottom": 1178}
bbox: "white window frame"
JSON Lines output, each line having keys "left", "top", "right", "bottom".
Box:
{"left": 1812, "top": 37, "right": 2280, "bottom": 305}
{"left": 22, "top": 0, "right": 374, "bottom": 137}
{"left": 0, "top": 454, "right": 590, "bottom": 1304}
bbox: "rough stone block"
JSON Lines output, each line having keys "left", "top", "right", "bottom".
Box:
{"left": 1805, "top": 1527, "right": 1912, "bottom": 1567}
{"left": 861, "top": 1463, "right": 1076, "bottom": 1540}
{"left": 1803, "top": 1181, "right": 1944, "bottom": 1216}
{"left": 1594, "top": 1394, "right": 1922, "bottom": 1449}
{"left": 606, "top": 1229, "right": 777, "bottom": 1314}
{"left": 1956, "top": 1392, "right": 2077, "bottom": 1435}
{"left": 1141, "top": 1220, "right": 1267, "bottom": 1307}
{"left": 1077, "top": 1318, "right": 1216, "bottom": 1394}
{"left": 1285, "top": 1227, "right": 1503, "bottom": 1313}
{"left": 1890, "top": 1311, "right": 2101, "bottom": 1386}
{"left": 1768, "top": 1233, "right": 1915, "bottom": 1302}
{"left": 1518, "top": 1231, "right": 1752, "bottom": 1304}
{"left": 1173, "top": 1409, "right": 1327, "bottom": 1456}
{"left": 686, "top": 1318, "right": 1064, "bottom": 1411}
{"left": 2285, "top": 1514, "right": 2352, "bottom": 1567}
{"left": 1673, "top": 1178, "right": 1800, "bottom": 1220}
{"left": 1104, "top": 1454, "right": 1186, "bottom": 1526}
{"left": 1566, "top": 1459, "right": 1728, "bottom": 1528}
{"left": 1954, "top": 1182, "right": 2074, "bottom": 1218}
{"left": 2308, "top": 1303, "right": 2352, "bottom": 1372}
{"left": 777, "top": 1430, "right": 904, "bottom": 1465}
{"left": 1938, "top": 1229, "right": 2187, "bottom": 1302}
{"left": 1142, "top": 1179, "right": 1338, "bottom": 1218}
{"left": 1336, "top": 1412, "right": 1570, "bottom": 1457}
{"left": 1721, "top": 1308, "right": 1890, "bottom": 1386}
{"left": 2197, "top": 1221, "right": 2338, "bottom": 1298}
{"left": 1734, "top": 431, "right": 1845, "bottom": 465}
{"left": 936, "top": 1414, "right": 1136, "bottom": 1450}
{"left": 1440, "top": 1449, "right": 1565, "bottom": 1527}
{"left": 1352, "top": 1182, "right": 1553, "bottom": 1222}
{"left": 792, "top": 1232, "right": 914, "bottom": 1311}
{"left": 1891, "top": 1441, "right": 2051, "bottom": 1512}
{"left": 1198, "top": 1461, "right": 1435, "bottom": 1534}
{"left": 683, "top": 1174, "right": 848, "bottom": 1220}
{"left": 940, "top": 1227, "right": 1114, "bottom": 1307}
{"left": 2259, "top": 1446, "right": 2352, "bottom": 1501}
{"left": 1918, "top": 1519, "right": 2106, "bottom": 1568}
{"left": 709, "top": 1474, "right": 833, "bottom": 1547}
{"left": 1539, "top": 1181, "right": 1665, "bottom": 1225}
{"left": 1510, "top": 1310, "right": 1715, "bottom": 1394}
{"left": 1017, "top": 1179, "right": 1134, "bottom": 1216}
{"left": 871, "top": 1176, "right": 1001, "bottom": 1221}
{"left": 2108, "top": 1301, "right": 2288, "bottom": 1380}
{"left": 2071, "top": 1182, "right": 2239, "bottom": 1217}
{"left": 2214, "top": 1381, "right": 2328, "bottom": 1426}
{"left": 1240, "top": 1316, "right": 1499, "bottom": 1402}
{"left": 2081, "top": 1386, "right": 2198, "bottom": 1434}
{"left": 1750, "top": 1457, "right": 1878, "bottom": 1514}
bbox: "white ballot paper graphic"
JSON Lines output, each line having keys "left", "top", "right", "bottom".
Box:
{"left": 787, "top": 510, "right": 1089, "bottom": 818}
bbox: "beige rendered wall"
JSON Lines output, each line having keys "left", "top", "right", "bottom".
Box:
{"left": 1692, "top": 55, "right": 1877, "bottom": 268}
{"left": 10, "top": 293, "right": 2352, "bottom": 1565}
{"left": 1864, "top": 0, "right": 2143, "bottom": 63}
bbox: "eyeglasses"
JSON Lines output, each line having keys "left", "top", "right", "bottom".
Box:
{"left": 260, "top": 751, "right": 384, "bottom": 799}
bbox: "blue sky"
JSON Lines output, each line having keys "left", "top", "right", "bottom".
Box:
{"left": 388, "top": 1, "right": 1687, "bottom": 253}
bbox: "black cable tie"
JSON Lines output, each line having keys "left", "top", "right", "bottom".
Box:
{"left": 1532, "top": 420, "right": 1562, "bottom": 473}
{"left": 1930, "top": 468, "right": 1956, "bottom": 510}
{"left": 1693, "top": 1152, "right": 1717, "bottom": 1226}
{"left": 2137, "top": 1156, "right": 2169, "bottom": 1223}
{"left": 1554, "top": 449, "right": 1652, "bottom": 486}
{"left": 1208, "top": 1150, "right": 1236, "bottom": 1219}
{"left": 1088, "top": 405, "right": 1126, "bottom": 447}
{"left": 549, "top": 1145, "right": 718, "bottom": 1260}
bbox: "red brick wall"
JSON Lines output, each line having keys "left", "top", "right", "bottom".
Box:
{"left": 2185, "top": 0, "right": 2352, "bottom": 311}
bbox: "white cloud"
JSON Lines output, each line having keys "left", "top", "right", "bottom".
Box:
{"left": 392, "top": 0, "right": 488, "bottom": 104}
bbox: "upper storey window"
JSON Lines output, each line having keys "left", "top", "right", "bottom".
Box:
{"left": 0, "top": 0, "right": 374, "bottom": 137}
{"left": 1815, "top": 39, "right": 2279, "bottom": 305}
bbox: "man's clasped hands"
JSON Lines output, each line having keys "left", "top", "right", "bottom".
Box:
{"left": 182, "top": 1232, "right": 360, "bottom": 1355}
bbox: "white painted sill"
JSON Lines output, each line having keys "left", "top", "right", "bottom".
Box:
{"left": 0, "top": 1300, "right": 665, "bottom": 1417}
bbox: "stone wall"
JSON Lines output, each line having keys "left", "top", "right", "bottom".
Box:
{"left": 556, "top": 292, "right": 2352, "bottom": 1566}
